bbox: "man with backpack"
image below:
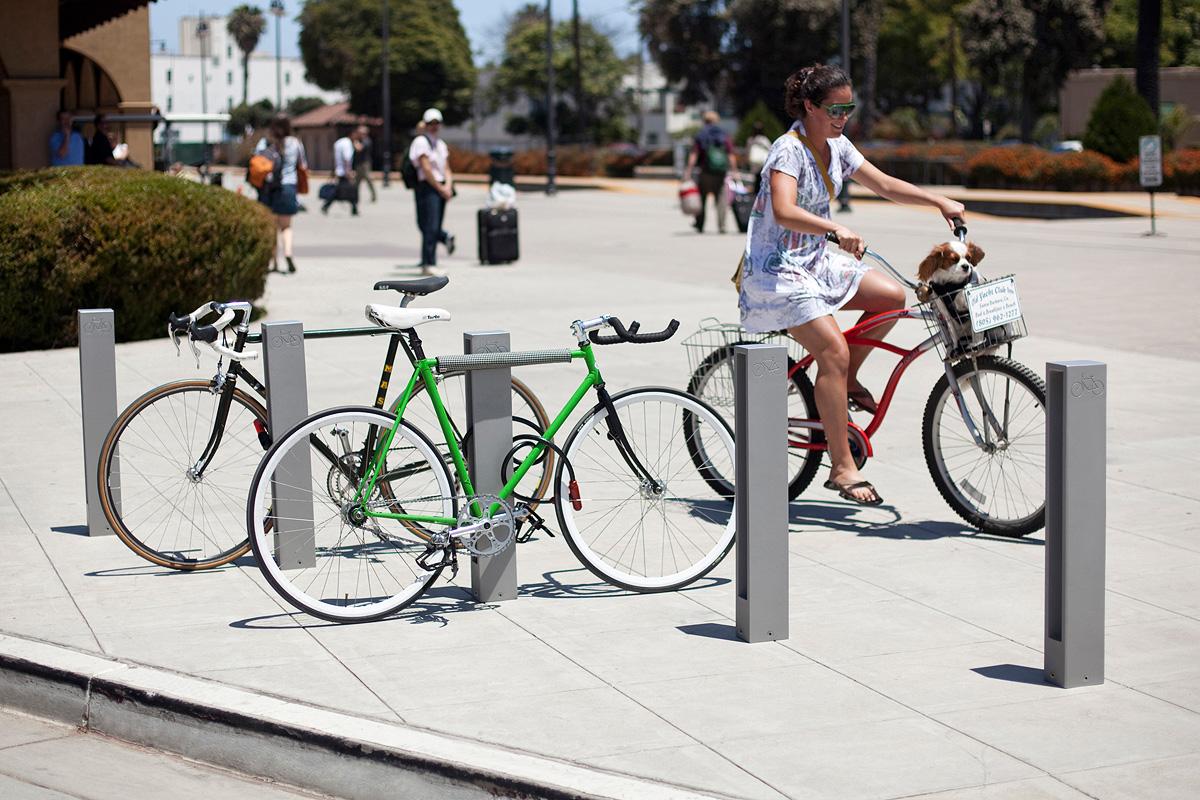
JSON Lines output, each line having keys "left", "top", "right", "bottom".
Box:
{"left": 685, "top": 110, "right": 738, "bottom": 234}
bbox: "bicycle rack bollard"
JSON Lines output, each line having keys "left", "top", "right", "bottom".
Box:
{"left": 734, "top": 343, "right": 789, "bottom": 643}
{"left": 78, "top": 309, "right": 118, "bottom": 536}
{"left": 464, "top": 331, "right": 517, "bottom": 603}
{"left": 261, "top": 321, "right": 315, "bottom": 569}
{"left": 1045, "top": 360, "right": 1107, "bottom": 688}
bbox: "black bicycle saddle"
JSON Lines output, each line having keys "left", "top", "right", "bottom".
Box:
{"left": 373, "top": 276, "right": 449, "bottom": 295}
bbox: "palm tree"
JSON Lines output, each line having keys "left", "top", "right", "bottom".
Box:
{"left": 227, "top": 5, "right": 267, "bottom": 107}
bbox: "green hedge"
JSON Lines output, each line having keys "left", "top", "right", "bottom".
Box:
{"left": 0, "top": 167, "right": 274, "bottom": 352}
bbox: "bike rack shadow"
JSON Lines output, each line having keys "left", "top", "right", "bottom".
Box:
{"left": 972, "top": 663, "right": 1046, "bottom": 685}
{"left": 229, "top": 585, "right": 493, "bottom": 630}
{"left": 786, "top": 500, "right": 1043, "bottom": 546}
{"left": 677, "top": 622, "right": 740, "bottom": 641}
{"left": 51, "top": 525, "right": 90, "bottom": 537}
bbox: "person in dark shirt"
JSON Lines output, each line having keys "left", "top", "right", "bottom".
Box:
{"left": 84, "top": 113, "right": 116, "bottom": 165}
{"left": 684, "top": 110, "right": 738, "bottom": 233}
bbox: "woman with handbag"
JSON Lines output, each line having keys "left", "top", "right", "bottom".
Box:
{"left": 738, "top": 64, "right": 965, "bottom": 505}
{"left": 255, "top": 113, "right": 307, "bottom": 274}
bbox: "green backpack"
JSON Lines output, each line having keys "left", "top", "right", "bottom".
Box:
{"left": 704, "top": 137, "right": 729, "bottom": 173}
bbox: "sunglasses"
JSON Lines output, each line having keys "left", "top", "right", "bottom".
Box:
{"left": 819, "top": 102, "right": 856, "bottom": 119}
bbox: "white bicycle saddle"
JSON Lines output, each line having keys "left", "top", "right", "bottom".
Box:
{"left": 365, "top": 304, "right": 451, "bottom": 331}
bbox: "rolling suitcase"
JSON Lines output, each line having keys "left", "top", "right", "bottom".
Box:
{"left": 732, "top": 192, "right": 753, "bottom": 233}
{"left": 477, "top": 208, "right": 519, "bottom": 264}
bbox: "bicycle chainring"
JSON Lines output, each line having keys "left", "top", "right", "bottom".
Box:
{"left": 454, "top": 494, "right": 516, "bottom": 558}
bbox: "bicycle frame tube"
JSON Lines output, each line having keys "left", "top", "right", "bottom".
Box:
{"left": 356, "top": 346, "right": 597, "bottom": 526}
{"left": 191, "top": 329, "right": 254, "bottom": 477}
{"left": 792, "top": 307, "right": 939, "bottom": 440}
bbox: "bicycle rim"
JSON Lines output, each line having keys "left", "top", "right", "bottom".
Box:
{"left": 247, "top": 407, "right": 454, "bottom": 622}
{"left": 686, "top": 344, "right": 822, "bottom": 499}
{"left": 924, "top": 357, "right": 1046, "bottom": 536}
{"left": 99, "top": 380, "right": 263, "bottom": 569}
{"left": 556, "top": 388, "right": 736, "bottom": 591}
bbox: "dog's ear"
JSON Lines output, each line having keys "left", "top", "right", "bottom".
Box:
{"left": 917, "top": 244, "right": 950, "bottom": 281}
{"left": 966, "top": 241, "right": 985, "bottom": 266}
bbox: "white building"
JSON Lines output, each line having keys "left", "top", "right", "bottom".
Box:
{"left": 151, "top": 15, "right": 343, "bottom": 147}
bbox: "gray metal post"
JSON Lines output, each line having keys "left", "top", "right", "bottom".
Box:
{"left": 1044, "top": 360, "right": 1106, "bottom": 688}
{"left": 465, "top": 331, "right": 517, "bottom": 603}
{"left": 734, "top": 344, "right": 789, "bottom": 643}
{"left": 261, "top": 321, "right": 315, "bottom": 569}
{"left": 78, "top": 309, "right": 118, "bottom": 536}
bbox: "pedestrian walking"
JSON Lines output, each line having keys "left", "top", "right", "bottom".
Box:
{"left": 255, "top": 113, "right": 307, "bottom": 273}
{"left": 321, "top": 126, "right": 359, "bottom": 216}
{"left": 49, "top": 111, "right": 85, "bottom": 166}
{"left": 353, "top": 125, "right": 377, "bottom": 203}
{"left": 684, "top": 110, "right": 737, "bottom": 233}
{"left": 409, "top": 107, "right": 456, "bottom": 276}
{"left": 745, "top": 121, "right": 772, "bottom": 196}
{"left": 737, "top": 63, "right": 964, "bottom": 505}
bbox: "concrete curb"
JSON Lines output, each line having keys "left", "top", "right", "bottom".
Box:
{"left": 0, "top": 633, "right": 723, "bottom": 800}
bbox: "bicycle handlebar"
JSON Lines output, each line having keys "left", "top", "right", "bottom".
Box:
{"left": 166, "top": 301, "right": 258, "bottom": 362}
{"left": 588, "top": 316, "right": 680, "bottom": 345}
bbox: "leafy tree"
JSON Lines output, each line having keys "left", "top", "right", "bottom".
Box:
{"left": 638, "top": 0, "right": 728, "bottom": 106}
{"left": 1082, "top": 75, "right": 1157, "bottom": 159}
{"left": 961, "top": 0, "right": 1035, "bottom": 137}
{"left": 1019, "top": 0, "right": 1105, "bottom": 140}
{"left": 492, "top": 4, "right": 633, "bottom": 143}
{"left": 299, "top": 0, "right": 474, "bottom": 130}
{"left": 226, "top": 99, "right": 275, "bottom": 137}
{"left": 1099, "top": 0, "right": 1200, "bottom": 67}
{"left": 226, "top": 5, "right": 266, "bottom": 107}
{"left": 735, "top": 100, "right": 786, "bottom": 144}
{"left": 286, "top": 96, "right": 326, "bottom": 117}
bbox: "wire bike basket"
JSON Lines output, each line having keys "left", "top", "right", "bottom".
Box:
{"left": 682, "top": 318, "right": 807, "bottom": 408}
{"left": 921, "top": 274, "right": 1028, "bottom": 362}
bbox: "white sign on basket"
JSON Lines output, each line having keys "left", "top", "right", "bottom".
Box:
{"left": 966, "top": 277, "right": 1022, "bottom": 333}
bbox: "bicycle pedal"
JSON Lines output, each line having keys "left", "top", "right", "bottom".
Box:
{"left": 514, "top": 507, "right": 554, "bottom": 543}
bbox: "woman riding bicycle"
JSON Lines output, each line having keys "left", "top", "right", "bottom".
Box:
{"left": 738, "top": 63, "right": 965, "bottom": 506}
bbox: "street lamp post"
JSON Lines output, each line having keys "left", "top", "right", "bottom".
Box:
{"left": 270, "top": 0, "right": 284, "bottom": 111}
{"left": 545, "top": 0, "right": 556, "bottom": 196}
{"left": 381, "top": 0, "right": 391, "bottom": 187}
{"left": 197, "top": 16, "right": 209, "bottom": 172}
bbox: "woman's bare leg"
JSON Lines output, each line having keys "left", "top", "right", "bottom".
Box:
{"left": 788, "top": 315, "right": 878, "bottom": 503}
{"left": 277, "top": 215, "right": 293, "bottom": 258}
{"left": 841, "top": 270, "right": 906, "bottom": 397}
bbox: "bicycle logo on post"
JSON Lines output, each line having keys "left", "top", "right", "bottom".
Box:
{"left": 751, "top": 357, "right": 782, "bottom": 379}
{"left": 1070, "top": 374, "right": 1105, "bottom": 398}
{"left": 82, "top": 318, "right": 113, "bottom": 335}
{"left": 270, "top": 333, "right": 302, "bottom": 349}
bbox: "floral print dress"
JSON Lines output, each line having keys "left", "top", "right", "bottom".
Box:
{"left": 738, "top": 120, "right": 868, "bottom": 333}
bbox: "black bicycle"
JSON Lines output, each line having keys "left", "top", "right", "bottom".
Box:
{"left": 97, "top": 277, "right": 552, "bottom": 570}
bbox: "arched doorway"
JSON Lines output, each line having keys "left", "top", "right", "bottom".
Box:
{"left": 60, "top": 47, "right": 122, "bottom": 113}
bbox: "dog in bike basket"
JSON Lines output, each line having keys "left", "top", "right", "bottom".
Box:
{"left": 915, "top": 240, "right": 986, "bottom": 320}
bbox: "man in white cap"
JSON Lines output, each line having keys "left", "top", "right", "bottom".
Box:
{"left": 408, "top": 107, "right": 456, "bottom": 275}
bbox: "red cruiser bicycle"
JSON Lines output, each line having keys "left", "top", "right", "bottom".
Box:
{"left": 685, "top": 224, "right": 1046, "bottom": 537}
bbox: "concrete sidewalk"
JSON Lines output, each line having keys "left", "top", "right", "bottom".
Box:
{"left": 2, "top": 181, "right": 1199, "bottom": 799}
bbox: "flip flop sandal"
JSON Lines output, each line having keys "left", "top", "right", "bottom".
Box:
{"left": 847, "top": 388, "right": 879, "bottom": 414}
{"left": 823, "top": 479, "right": 884, "bottom": 506}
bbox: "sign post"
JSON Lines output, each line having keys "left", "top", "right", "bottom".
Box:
{"left": 1139, "top": 134, "right": 1163, "bottom": 237}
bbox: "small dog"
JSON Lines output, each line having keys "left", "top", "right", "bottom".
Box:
{"left": 916, "top": 240, "right": 986, "bottom": 317}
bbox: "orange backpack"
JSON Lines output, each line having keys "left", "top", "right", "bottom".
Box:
{"left": 247, "top": 147, "right": 281, "bottom": 190}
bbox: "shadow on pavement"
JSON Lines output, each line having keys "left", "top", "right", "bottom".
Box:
{"left": 972, "top": 663, "right": 1047, "bottom": 685}
{"left": 677, "top": 622, "right": 739, "bottom": 641}
{"left": 787, "top": 501, "right": 1043, "bottom": 546}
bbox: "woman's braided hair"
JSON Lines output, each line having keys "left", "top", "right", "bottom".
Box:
{"left": 784, "top": 64, "right": 851, "bottom": 119}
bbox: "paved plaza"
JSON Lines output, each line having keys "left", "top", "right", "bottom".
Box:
{"left": 2, "top": 177, "right": 1200, "bottom": 799}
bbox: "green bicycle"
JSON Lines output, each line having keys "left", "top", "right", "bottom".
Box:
{"left": 245, "top": 310, "right": 737, "bottom": 623}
